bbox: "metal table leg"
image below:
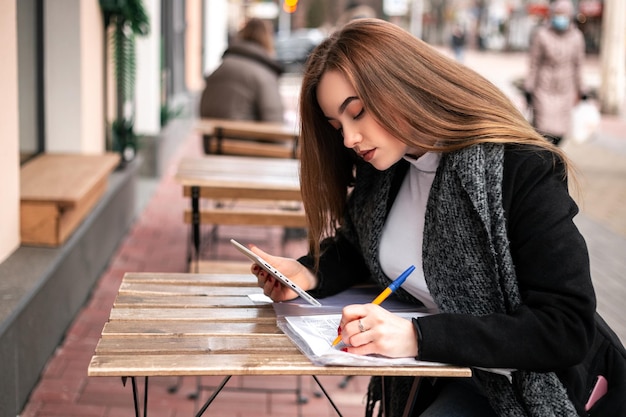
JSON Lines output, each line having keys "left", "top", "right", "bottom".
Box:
{"left": 312, "top": 375, "right": 344, "bottom": 417}
{"left": 123, "top": 376, "right": 149, "bottom": 417}
{"left": 194, "top": 375, "right": 232, "bottom": 417}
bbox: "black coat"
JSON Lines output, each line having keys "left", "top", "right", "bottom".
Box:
{"left": 300, "top": 145, "right": 625, "bottom": 415}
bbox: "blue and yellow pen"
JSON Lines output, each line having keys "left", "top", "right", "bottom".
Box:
{"left": 332, "top": 265, "right": 416, "bottom": 347}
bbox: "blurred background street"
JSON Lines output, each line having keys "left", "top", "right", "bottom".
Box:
{"left": 3, "top": 0, "right": 625, "bottom": 416}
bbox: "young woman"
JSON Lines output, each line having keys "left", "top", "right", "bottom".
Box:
{"left": 250, "top": 18, "right": 624, "bottom": 416}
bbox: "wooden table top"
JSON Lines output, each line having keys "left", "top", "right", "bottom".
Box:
{"left": 88, "top": 272, "right": 472, "bottom": 378}
{"left": 196, "top": 118, "right": 299, "bottom": 142}
{"left": 175, "top": 155, "right": 301, "bottom": 201}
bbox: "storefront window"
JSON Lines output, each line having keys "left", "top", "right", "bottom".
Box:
{"left": 17, "top": 0, "right": 44, "bottom": 164}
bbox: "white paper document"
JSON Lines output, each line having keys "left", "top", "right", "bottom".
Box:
{"left": 275, "top": 287, "right": 514, "bottom": 378}
{"left": 279, "top": 312, "right": 448, "bottom": 367}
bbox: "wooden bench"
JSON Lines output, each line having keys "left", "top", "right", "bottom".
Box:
{"left": 175, "top": 155, "right": 305, "bottom": 263}
{"left": 196, "top": 118, "right": 299, "bottom": 159}
{"left": 20, "top": 153, "right": 120, "bottom": 246}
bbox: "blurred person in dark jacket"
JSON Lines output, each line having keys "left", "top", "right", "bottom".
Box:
{"left": 450, "top": 23, "right": 467, "bottom": 63}
{"left": 200, "top": 18, "right": 284, "bottom": 123}
{"left": 524, "top": 0, "right": 586, "bottom": 146}
{"left": 336, "top": 1, "right": 377, "bottom": 28}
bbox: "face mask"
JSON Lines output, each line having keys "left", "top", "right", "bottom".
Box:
{"left": 551, "top": 15, "right": 570, "bottom": 31}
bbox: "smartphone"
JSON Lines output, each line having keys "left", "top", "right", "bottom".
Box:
{"left": 585, "top": 375, "right": 608, "bottom": 411}
{"left": 230, "top": 239, "right": 321, "bottom": 307}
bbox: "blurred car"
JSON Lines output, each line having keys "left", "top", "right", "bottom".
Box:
{"left": 275, "top": 29, "right": 326, "bottom": 71}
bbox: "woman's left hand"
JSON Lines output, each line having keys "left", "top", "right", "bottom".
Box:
{"left": 338, "top": 304, "right": 418, "bottom": 358}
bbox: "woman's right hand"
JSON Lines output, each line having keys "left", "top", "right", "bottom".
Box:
{"left": 249, "top": 245, "right": 318, "bottom": 302}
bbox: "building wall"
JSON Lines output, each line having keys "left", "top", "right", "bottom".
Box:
{"left": 203, "top": 0, "right": 229, "bottom": 76}
{"left": 0, "top": 0, "right": 106, "bottom": 263}
{"left": 186, "top": 0, "right": 205, "bottom": 93}
{"left": 45, "top": 0, "right": 104, "bottom": 153}
{"left": 0, "top": 0, "right": 21, "bottom": 264}
{"left": 80, "top": 0, "right": 105, "bottom": 152}
{"left": 135, "top": 0, "right": 162, "bottom": 135}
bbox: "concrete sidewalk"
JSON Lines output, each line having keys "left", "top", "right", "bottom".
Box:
{"left": 18, "top": 49, "right": 626, "bottom": 417}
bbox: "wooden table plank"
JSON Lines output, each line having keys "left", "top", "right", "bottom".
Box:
{"left": 109, "top": 307, "right": 276, "bottom": 322}
{"left": 94, "top": 335, "right": 297, "bottom": 355}
{"left": 113, "top": 294, "right": 264, "bottom": 308}
{"left": 101, "top": 321, "right": 283, "bottom": 336}
{"left": 88, "top": 353, "right": 472, "bottom": 378}
{"left": 122, "top": 272, "right": 257, "bottom": 286}
{"left": 117, "top": 282, "right": 263, "bottom": 296}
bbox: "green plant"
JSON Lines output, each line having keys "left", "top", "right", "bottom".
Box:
{"left": 111, "top": 118, "right": 138, "bottom": 161}
{"left": 160, "top": 102, "right": 184, "bottom": 127}
{"left": 100, "top": 0, "right": 150, "bottom": 160}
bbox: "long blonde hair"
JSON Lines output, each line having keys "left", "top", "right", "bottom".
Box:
{"left": 299, "top": 18, "right": 570, "bottom": 259}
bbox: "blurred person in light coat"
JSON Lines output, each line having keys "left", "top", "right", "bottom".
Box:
{"left": 524, "top": 0, "right": 586, "bottom": 146}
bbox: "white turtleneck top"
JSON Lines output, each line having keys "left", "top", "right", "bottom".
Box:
{"left": 379, "top": 152, "right": 441, "bottom": 311}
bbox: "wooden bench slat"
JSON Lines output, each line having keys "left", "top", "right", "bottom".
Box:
{"left": 184, "top": 208, "right": 307, "bottom": 227}
{"left": 205, "top": 138, "right": 295, "bottom": 159}
{"left": 184, "top": 187, "right": 302, "bottom": 201}
{"left": 196, "top": 118, "right": 298, "bottom": 142}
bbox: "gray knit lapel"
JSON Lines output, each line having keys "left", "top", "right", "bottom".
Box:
{"left": 448, "top": 143, "right": 493, "bottom": 229}
{"left": 423, "top": 144, "right": 511, "bottom": 314}
{"left": 348, "top": 162, "right": 395, "bottom": 288}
